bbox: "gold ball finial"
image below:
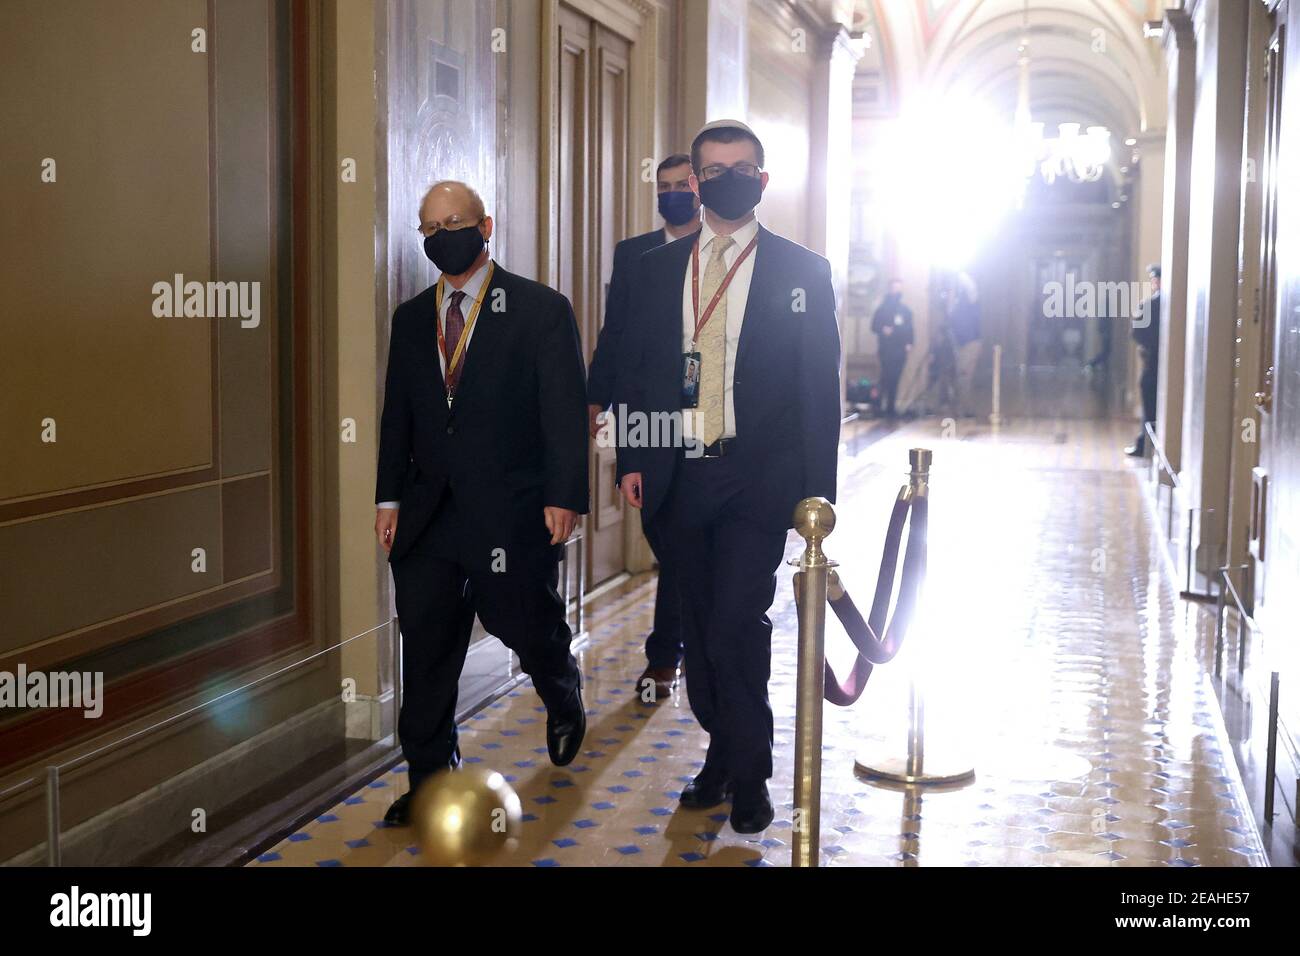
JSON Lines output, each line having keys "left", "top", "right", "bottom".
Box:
{"left": 411, "top": 767, "right": 522, "bottom": 867}
{"left": 793, "top": 497, "right": 836, "bottom": 544}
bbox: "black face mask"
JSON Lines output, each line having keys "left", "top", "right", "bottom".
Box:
{"left": 697, "top": 168, "right": 763, "bottom": 221}
{"left": 423, "top": 224, "right": 485, "bottom": 275}
{"left": 657, "top": 190, "right": 698, "bottom": 226}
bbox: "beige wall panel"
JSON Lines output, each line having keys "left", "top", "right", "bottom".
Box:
{"left": 0, "top": 486, "right": 223, "bottom": 654}
{"left": 215, "top": 0, "right": 276, "bottom": 477}
{"left": 218, "top": 320, "right": 274, "bottom": 478}
{"left": 0, "top": 0, "right": 212, "bottom": 501}
{"left": 222, "top": 474, "right": 272, "bottom": 580}
{"left": 333, "top": 0, "right": 383, "bottom": 692}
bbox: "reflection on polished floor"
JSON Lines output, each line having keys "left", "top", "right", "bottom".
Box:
{"left": 252, "top": 412, "right": 1267, "bottom": 867}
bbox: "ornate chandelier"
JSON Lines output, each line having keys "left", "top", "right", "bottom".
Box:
{"left": 1012, "top": 4, "right": 1111, "bottom": 190}
{"left": 1034, "top": 123, "right": 1112, "bottom": 185}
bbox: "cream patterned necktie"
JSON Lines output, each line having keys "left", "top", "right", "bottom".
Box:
{"left": 697, "top": 235, "right": 734, "bottom": 446}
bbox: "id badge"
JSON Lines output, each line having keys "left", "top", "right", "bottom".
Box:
{"left": 681, "top": 351, "right": 701, "bottom": 408}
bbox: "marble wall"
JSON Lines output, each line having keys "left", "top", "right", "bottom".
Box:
{"left": 746, "top": 0, "right": 813, "bottom": 249}
{"left": 381, "top": 0, "right": 499, "bottom": 312}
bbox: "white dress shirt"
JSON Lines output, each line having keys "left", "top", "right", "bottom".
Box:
{"left": 378, "top": 258, "right": 494, "bottom": 511}
{"left": 680, "top": 216, "right": 759, "bottom": 441}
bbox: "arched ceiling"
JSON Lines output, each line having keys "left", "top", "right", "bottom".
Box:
{"left": 852, "top": 0, "right": 1168, "bottom": 137}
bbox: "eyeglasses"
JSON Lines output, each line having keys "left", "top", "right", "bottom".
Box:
{"left": 415, "top": 216, "right": 482, "bottom": 238}
{"left": 698, "top": 162, "right": 761, "bottom": 181}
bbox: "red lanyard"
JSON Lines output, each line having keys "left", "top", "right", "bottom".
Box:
{"left": 434, "top": 262, "right": 495, "bottom": 398}
{"left": 690, "top": 234, "right": 758, "bottom": 346}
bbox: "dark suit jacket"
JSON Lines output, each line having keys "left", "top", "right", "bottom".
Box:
{"left": 1132, "top": 290, "right": 1161, "bottom": 355}
{"left": 376, "top": 263, "right": 589, "bottom": 566}
{"left": 586, "top": 227, "right": 665, "bottom": 409}
{"left": 616, "top": 225, "right": 841, "bottom": 530}
{"left": 871, "top": 298, "right": 914, "bottom": 359}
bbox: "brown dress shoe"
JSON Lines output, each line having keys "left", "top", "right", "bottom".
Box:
{"left": 636, "top": 665, "right": 679, "bottom": 703}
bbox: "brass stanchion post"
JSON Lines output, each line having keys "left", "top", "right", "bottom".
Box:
{"left": 790, "top": 497, "right": 836, "bottom": 867}
{"left": 855, "top": 449, "right": 974, "bottom": 786}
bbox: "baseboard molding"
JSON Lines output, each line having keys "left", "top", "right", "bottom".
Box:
{"left": 5, "top": 696, "right": 349, "bottom": 866}
{"left": 9, "top": 591, "right": 603, "bottom": 867}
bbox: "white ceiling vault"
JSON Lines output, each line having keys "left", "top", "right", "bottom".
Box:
{"left": 851, "top": 0, "right": 1168, "bottom": 138}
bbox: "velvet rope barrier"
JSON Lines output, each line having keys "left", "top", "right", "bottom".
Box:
{"left": 788, "top": 449, "right": 944, "bottom": 866}
{"left": 794, "top": 477, "right": 929, "bottom": 706}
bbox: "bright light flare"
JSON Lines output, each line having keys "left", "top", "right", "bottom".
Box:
{"left": 875, "top": 93, "right": 1025, "bottom": 270}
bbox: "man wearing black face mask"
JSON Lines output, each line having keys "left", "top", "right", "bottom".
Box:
{"left": 586, "top": 154, "right": 701, "bottom": 701}
{"left": 871, "top": 279, "right": 913, "bottom": 418}
{"left": 374, "top": 181, "right": 589, "bottom": 826}
{"left": 616, "top": 120, "right": 842, "bottom": 834}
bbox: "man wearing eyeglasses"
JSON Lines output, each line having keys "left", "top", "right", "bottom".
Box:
{"left": 587, "top": 153, "right": 702, "bottom": 703}
{"left": 616, "top": 121, "right": 842, "bottom": 834}
{"left": 374, "top": 180, "right": 589, "bottom": 826}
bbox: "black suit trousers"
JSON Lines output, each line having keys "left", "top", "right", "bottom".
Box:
{"left": 879, "top": 352, "right": 906, "bottom": 416}
{"left": 1139, "top": 348, "right": 1158, "bottom": 428}
{"left": 641, "top": 519, "right": 683, "bottom": 669}
{"left": 654, "top": 454, "right": 789, "bottom": 784}
{"left": 390, "top": 491, "right": 580, "bottom": 792}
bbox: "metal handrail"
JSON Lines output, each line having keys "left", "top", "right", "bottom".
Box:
{"left": 0, "top": 775, "right": 39, "bottom": 804}
{"left": 55, "top": 617, "right": 398, "bottom": 774}
{"left": 0, "top": 618, "right": 398, "bottom": 800}
{"left": 1142, "top": 422, "right": 1216, "bottom": 601}
{"left": 1144, "top": 422, "right": 1180, "bottom": 545}
{"left": 1144, "top": 421, "right": 1180, "bottom": 490}
{"left": 1215, "top": 563, "right": 1293, "bottom": 825}
{"left": 1218, "top": 565, "right": 1256, "bottom": 634}
{"left": 1, "top": 617, "right": 399, "bottom": 867}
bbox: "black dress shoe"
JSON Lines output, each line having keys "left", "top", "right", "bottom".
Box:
{"left": 729, "top": 782, "right": 774, "bottom": 834}
{"left": 546, "top": 688, "right": 586, "bottom": 766}
{"left": 384, "top": 791, "right": 412, "bottom": 827}
{"left": 679, "top": 769, "right": 731, "bottom": 809}
{"left": 1125, "top": 441, "right": 1145, "bottom": 457}
{"left": 387, "top": 758, "right": 460, "bottom": 826}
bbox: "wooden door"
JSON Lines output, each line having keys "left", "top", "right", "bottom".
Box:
{"left": 1029, "top": 255, "right": 1086, "bottom": 366}
{"left": 589, "top": 25, "right": 631, "bottom": 585}
{"left": 554, "top": 3, "right": 630, "bottom": 587}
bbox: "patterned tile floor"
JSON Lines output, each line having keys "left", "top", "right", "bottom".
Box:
{"left": 251, "top": 412, "right": 1267, "bottom": 867}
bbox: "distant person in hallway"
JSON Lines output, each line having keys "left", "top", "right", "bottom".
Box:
{"left": 1126, "top": 264, "right": 1162, "bottom": 457}
{"left": 615, "top": 120, "right": 842, "bottom": 834}
{"left": 871, "top": 279, "right": 913, "bottom": 417}
{"left": 586, "top": 153, "right": 701, "bottom": 701}
{"left": 374, "top": 181, "right": 589, "bottom": 826}
{"left": 587, "top": 154, "right": 701, "bottom": 434}
{"left": 949, "top": 271, "right": 982, "bottom": 418}
{"left": 922, "top": 318, "right": 957, "bottom": 415}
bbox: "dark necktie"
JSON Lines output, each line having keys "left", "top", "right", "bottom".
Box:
{"left": 444, "top": 290, "right": 467, "bottom": 394}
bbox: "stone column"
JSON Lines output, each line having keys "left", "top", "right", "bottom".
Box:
{"left": 1158, "top": 7, "right": 1195, "bottom": 476}
{"left": 1179, "top": 0, "right": 1248, "bottom": 584}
